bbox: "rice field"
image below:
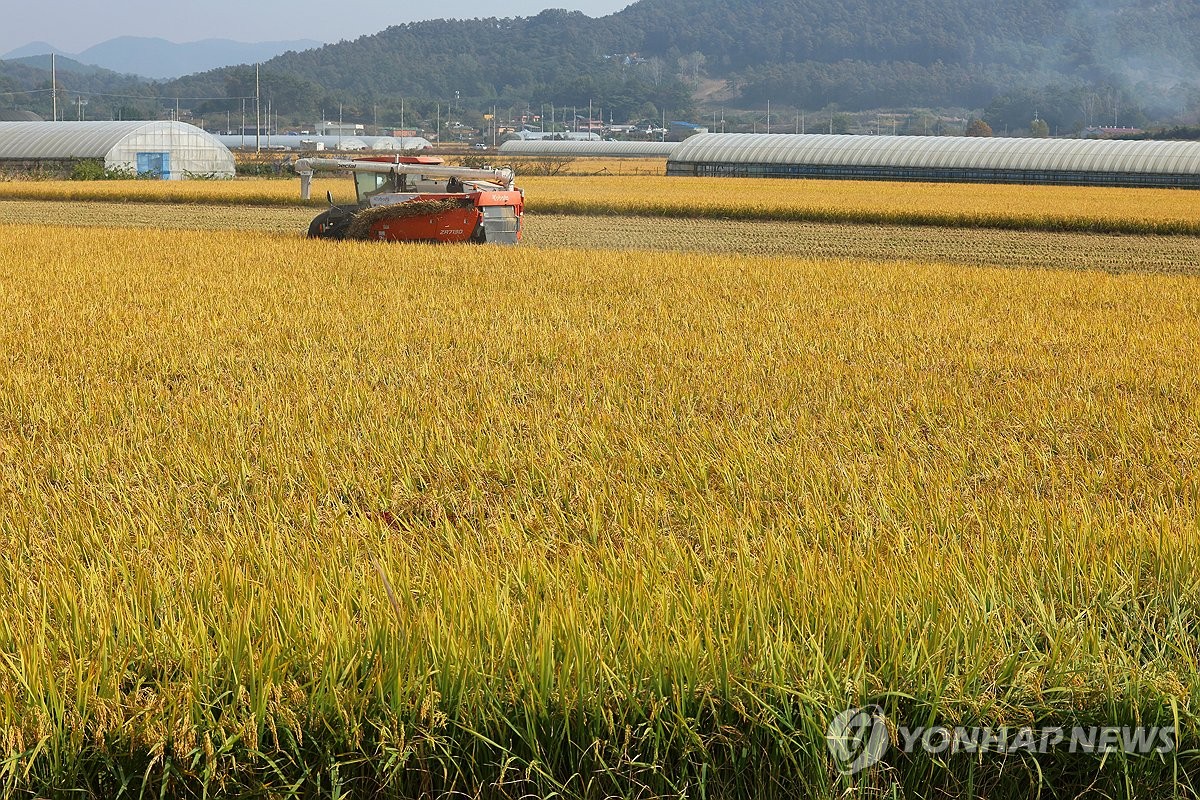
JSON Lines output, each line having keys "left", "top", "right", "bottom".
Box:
{"left": 1, "top": 218, "right": 1198, "bottom": 798}
{"left": 520, "top": 175, "right": 1200, "bottom": 235}
{"left": 1, "top": 198, "right": 1198, "bottom": 275}
{"left": 3, "top": 172, "right": 1200, "bottom": 797}
{"left": 3, "top": 174, "right": 1200, "bottom": 235}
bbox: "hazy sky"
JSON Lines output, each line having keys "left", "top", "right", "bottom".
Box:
{"left": 0, "top": 0, "right": 634, "bottom": 54}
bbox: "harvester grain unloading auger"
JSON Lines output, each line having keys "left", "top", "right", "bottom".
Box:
{"left": 294, "top": 155, "right": 523, "bottom": 244}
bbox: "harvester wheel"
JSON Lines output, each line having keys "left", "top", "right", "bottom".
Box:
{"left": 307, "top": 207, "right": 354, "bottom": 240}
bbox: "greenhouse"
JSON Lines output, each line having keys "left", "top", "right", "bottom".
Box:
{"left": 215, "top": 134, "right": 434, "bottom": 151}
{"left": 0, "top": 120, "right": 235, "bottom": 179}
{"left": 666, "top": 133, "right": 1200, "bottom": 188}
{"left": 499, "top": 140, "right": 680, "bottom": 158}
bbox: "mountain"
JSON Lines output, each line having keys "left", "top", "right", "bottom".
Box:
{"left": 77, "top": 37, "right": 325, "bottom": 79}
{"left": 5, "top": 0, "right": 1199, "bottom": 132}
{"left": 0, "top": 55, "right": 155, "bottom": 121}
{"left": 6, "top": 53, "right": 119, "bottom": 77}
{"left": 160, "top": 0, "right": 1197, "bottom": 127}
{"left": 2, "top": 41, "right": 71, "bottom": 59}
{"left": 2, "top": 36, "right": 325, "bottom": 80}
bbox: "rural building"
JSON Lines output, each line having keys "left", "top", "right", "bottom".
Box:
{"left": 0, "top": 120, "right": 235, "bottom": 179}
{"left": 506, "top": 130, "right": 603, "bottom": 142}
{"left": 498, "top": 139, "right": 679, "bottom": 158}
{"left": 665, "top": 133, "right": 1200, "bottom": 188}
{"left": 216, "top": 134, "right": 433, "bottom": 151}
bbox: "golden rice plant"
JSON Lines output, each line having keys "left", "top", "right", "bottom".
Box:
{"left": 0, "top": 177, "right": 350, "bottom": 206}
{"left": 2, "top": 173, "right": 1200, "bottom": 235}
{"left": 0, "top": 222, "right": 1198, "bottom": 797}
{"left": 521, "top": 175, "right": 1200, "bottom": 234}
{"left": 3, "top": 199, "right": 1199, "bottom": 277}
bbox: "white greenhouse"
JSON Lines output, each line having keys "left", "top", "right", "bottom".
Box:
{"left": 0, "top": 121, "right": 236, "bottom": 179}
{"left": 666, "top": 133, "right": 1200, "bottom": 188}
{"left": 215, "top": 134, "right": 434, "bottom": 152}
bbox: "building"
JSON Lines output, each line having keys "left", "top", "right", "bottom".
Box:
{"left": 665, "top": 133, "right": 1200, "bottom": 188}
{"left": 505, "top": 130, "right": 603, "bottom": 142}
{"left": 668, "top": 121, "right": 708, "bottom": 141}
{"left": 215, "top": 134, "right": 433, "bottom": 151}
{"left": 498, "top": 139, "right": 679, "bottom": 158}
{"left": 0, "top": 120, "right": 235, "bottom": 179}
{"left": 316, "top": 121, "right": 365, "bottom": 137}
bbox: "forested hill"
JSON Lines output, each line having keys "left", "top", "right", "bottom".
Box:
{"left": 619, "top": 0, "right": 1200, "bottom": 113}
{"left": 6, "top": 0, "right": 1196, "bottom": 125}
{"left": 225, "top": 0, "right": 1198, "bottom": 115}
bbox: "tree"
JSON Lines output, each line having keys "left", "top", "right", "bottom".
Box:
{"left": 965, "top": 118, "right": 993, "bottom": 136}
{"left": 1030, "top": 117, "right": 1049, "bottom": 137}
{"left": 678, "top": 51, "right": 706, "bottom": 83}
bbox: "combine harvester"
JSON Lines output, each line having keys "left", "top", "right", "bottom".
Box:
{"left": 295, "top": 155, "right": 523, "bottom": 244}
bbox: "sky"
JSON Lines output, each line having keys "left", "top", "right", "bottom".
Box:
{"left": 0, "top": 0, "right": 634, "bottom": 55}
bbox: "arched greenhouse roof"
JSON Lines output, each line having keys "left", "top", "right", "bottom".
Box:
{"left": 0, "top": 120, "right": 235, "bottom": 178}
{"left": 667, "top": 133, "right": 1200, "bottom": 187}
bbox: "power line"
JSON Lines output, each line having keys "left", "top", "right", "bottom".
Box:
{"left": 3, "top": 87, "right": 256, "bottom": 101}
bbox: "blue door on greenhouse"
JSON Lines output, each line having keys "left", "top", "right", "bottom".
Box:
{"left": 136, "top": 151, "right": 170, "bottom": 179}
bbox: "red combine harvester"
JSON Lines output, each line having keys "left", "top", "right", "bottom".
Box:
{"left": 295, "top": 155, "right": 522, "bottom": 244}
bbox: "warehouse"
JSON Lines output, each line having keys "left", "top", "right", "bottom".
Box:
{"left": 666, "top": 133, "right": 1200, "bottom": 188}
{"left": 0, "top": 120, "right": 236, "bottom": 179}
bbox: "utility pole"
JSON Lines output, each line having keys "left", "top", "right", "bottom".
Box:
{"left": 51, "top": 53, "right": 57, "bottom": 121}
{"left": 241, "top": 99, "right": 245, "bottom": 148}
{"left": 255, "top": 63, "right": 261, "bottom": 152}
{"left": 766, "top": 100, "right": 770, "bottom": 134}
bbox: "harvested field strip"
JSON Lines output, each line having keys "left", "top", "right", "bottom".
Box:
{"left": 4, "top": 175, "right": 1200, "bottom": 235}
{"left": 0, "top": 199, "right": 312, "bottom": 232}
{"left": 523, "top": 176, "right": 1200, "bottom": 236}
{"left": 1, "top": 224, "right": 1198, "bottom": 798}
{"left": 3, "top": 199, "right": 1198, "bottom": 275}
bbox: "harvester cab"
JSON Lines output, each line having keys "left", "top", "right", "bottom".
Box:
{"left": 295, "top": 155, "right": 523, "bottom": 244}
